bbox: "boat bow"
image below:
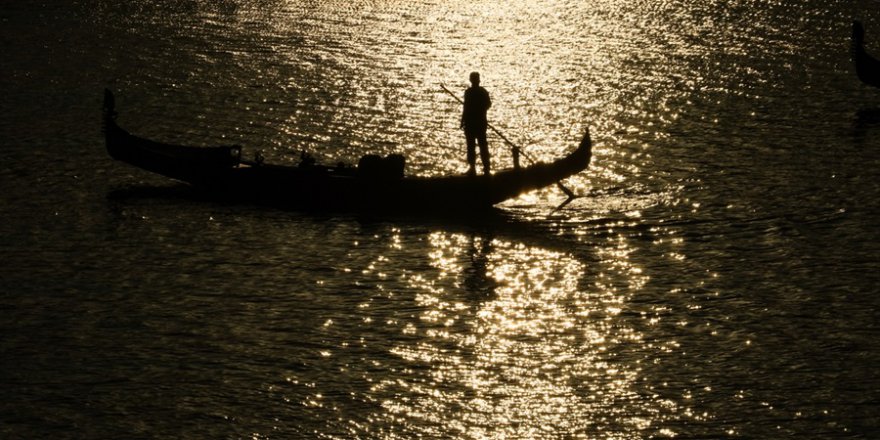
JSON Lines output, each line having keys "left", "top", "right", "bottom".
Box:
{"left": 853, "top": 21, "right": 880, "bottom": 88}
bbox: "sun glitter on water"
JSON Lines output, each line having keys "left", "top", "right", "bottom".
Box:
{"left": 359, "top": 231, "right": 679, "bottom": 438}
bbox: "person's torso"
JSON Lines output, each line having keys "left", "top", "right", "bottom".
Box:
{"left": 463, "top": 87, "right": 490, "bottom": 124}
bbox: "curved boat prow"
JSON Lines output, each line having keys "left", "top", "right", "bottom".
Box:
{"left": 853, "top": 21, "right": 880, "bottom": 88}
{"left": 103, "top": 89, "right": 115, "bottom": 117}
{"left": 102, "top": 89, "right": 117, "bottom": 133}
{"left": 853, "top": 21, "right": 865, "bottom": 45}
{"left": 576, "top": 128, "right": 592, "bottom": 168}
{"left": 102, "top": 89, "right": 241, "bottom": 183}
{"left": 556, "top": 127, "right": 592, "bottom": 177}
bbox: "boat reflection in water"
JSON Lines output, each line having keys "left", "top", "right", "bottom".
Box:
{"left": 337, "top": 227, "right": 682, "bottom": 438}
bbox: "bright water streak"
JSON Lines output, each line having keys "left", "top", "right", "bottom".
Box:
{"left": 2, "top": 0, "right": 880, "bottom": 438}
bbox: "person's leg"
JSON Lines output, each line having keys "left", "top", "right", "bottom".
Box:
{"left": 477, "top": 133, "right": 490, "bottom": 175}
{"left": 466, "top": 133, "right": 477, "bottom": 175}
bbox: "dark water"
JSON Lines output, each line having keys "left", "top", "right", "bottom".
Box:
{"left": 3, "top": 1, "right": 880, "bottom": 438}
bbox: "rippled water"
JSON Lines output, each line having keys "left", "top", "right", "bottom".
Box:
{"left": 3, "top": 1, "right": 880, "bottom": 438}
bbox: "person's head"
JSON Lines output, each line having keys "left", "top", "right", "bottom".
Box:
{"left": 469, "top": 71, "right": 481, "bottom": 86}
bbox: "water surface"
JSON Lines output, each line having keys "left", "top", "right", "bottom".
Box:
{"left": 2, "top": 1, "right": 880, "bottom": 438}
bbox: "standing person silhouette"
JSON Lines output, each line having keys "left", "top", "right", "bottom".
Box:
{"left": 460, "top": 72, "right": 492, "bottom": 176}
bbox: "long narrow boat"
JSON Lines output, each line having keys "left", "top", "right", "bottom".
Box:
{"left": 103, "top": 89, "right": 591, "bottom": 212}
{"left": 853, "top": 21, "right": 880, "bottom": 88}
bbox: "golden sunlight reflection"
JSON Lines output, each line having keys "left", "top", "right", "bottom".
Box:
{"left": 258, "top": 0, "right": 689, "bottom": 202}
{"left": 369, "top": 232, "right": 678, "bottom": 438}
{"left": 197, "top": 0, "right": 743, "bottom": 220}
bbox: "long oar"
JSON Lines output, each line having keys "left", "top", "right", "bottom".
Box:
{"left": 439, "top": 83, "right": 577, "bottom": 201}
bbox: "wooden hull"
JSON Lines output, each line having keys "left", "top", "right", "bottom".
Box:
{"left": 103, "top": 90, "right": 591, "bottom": 212}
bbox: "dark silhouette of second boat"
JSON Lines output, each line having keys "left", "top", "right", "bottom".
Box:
{"left": 853, "top": 21, "right": 880, "bottom": 88}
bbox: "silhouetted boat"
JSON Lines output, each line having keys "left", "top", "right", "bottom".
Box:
{"left": 853, "top": 21, "right": 880, "bottom": 88}
{"left": 103, "top": 90, "right": 592, "bottom": 212}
